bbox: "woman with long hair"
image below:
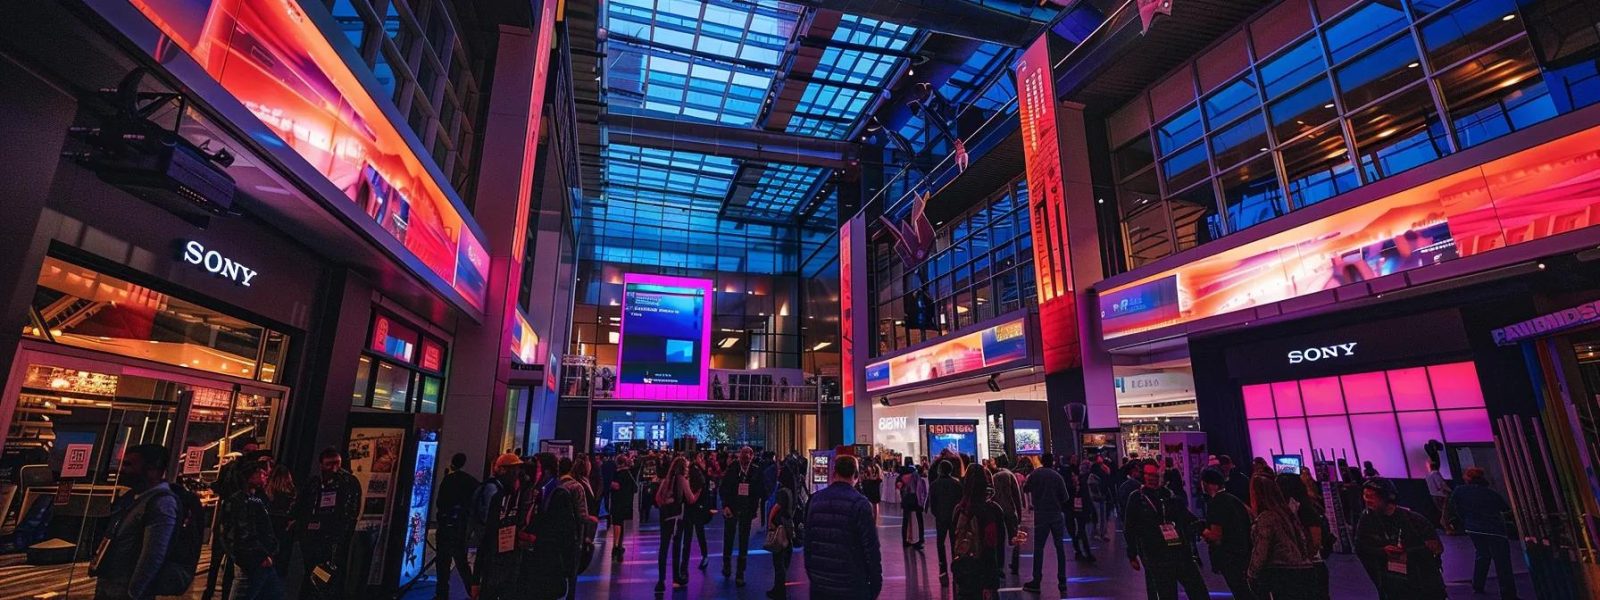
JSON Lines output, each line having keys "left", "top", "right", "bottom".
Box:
{"left": 765, "top": 461, "right": 801, "bottom": 599}
{"left": 951, "top": 466, "right": 1007, "bottom": 599}
{"left": 1277, "top": 473, "right": 1332, "bottom": 600}
{"left": 654, "top": 455, "right": 698, "bottom": 593}
{"left": 608, "top": 453, "right": 638, "bottom": 562}
{"left": 1248, "top": 475, "right": 1316, "bottom": 598}
{"left": 264, "top": 464, "right": 296, "bottom": 576}
{"left": 680, "top": 451, "right": 714, "bottom": 572}
{"left": 858, "top": 457, "right": 884, "bottom": 521}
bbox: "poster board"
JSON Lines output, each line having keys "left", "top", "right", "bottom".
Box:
{"left": 348, "top": 427, "right": 403, "bottom": 586}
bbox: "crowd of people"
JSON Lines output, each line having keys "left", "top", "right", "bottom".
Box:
{"left": 89, "top": 439, "right": 1519, "bottom": 600}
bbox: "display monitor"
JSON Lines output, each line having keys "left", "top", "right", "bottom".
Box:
{"left": 924, "top": 419, "right": 979, "bottom": 458}
{"left": 616, "top": 274, "right": 713, "bottom": 400}
{"left": 1014, "top": 419, "right": 1044, "bottom": 455}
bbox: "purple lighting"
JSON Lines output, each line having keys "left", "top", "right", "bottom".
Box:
{"left": 614, "top": 273, "right": 713, "bottom": 401}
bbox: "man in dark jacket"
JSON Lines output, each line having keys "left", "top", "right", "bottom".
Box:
{"left": 474, "top": 453, "right": 525, "bottom": 600}
{"left": 291, "top": 446, "right": 362, "bottom": 596}
{"left": 1199, "top": 468, "right": 1253, "bottom": 600}
{"left": 1450, "top": 467, "right": 1516, "bottom": 600}
{"left": 523, "top": 452, "right": 581, "bottom": 599}
{"left": 1125, "top": 462, "right": 1209, "bottom": 599}
{"left": 93, "top": 444, "right": 178, "bottom": 600}
{"left": 804, "top": 455, "right": 881, "bottom": 600}
{"left": 720, "top": 445, "right": 765, "bottom": 585}
{"left": 1116, "top": 461, "right": 1144, "bottom": 525}
{"left": 222, "top": 460, "right": 282, "bottom": 599}
{"left": 1023, "top": 453, "right": 1070, "bottom": 594}
{"left": 1218, "top": 455, "right": 1249, "bottom": 504}
{"left": 927, "top": 459, "right": 963, "bottom": 580}
{"left": 1356, "top": 477, "right": 1445, "bottom": 600}
{"left": 434, "top": 452, "right": 479, "bottom": 599}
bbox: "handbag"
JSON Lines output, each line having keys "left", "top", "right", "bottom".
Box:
{"left": 763, "top": 523, "right": 791, "bottom": 552}
{"left": 577, "top": 539, "right": 597, "bottom": 574}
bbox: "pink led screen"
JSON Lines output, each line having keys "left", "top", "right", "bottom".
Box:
{"left": 614, "top": 274, "right": 713, "bottom": 401}
{"left": 1244, "top": 361, "right": 1489, "bottom": 478}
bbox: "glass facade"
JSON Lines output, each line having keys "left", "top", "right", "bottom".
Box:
{"left": 350, "top": 312, "right": 448, "bottom": 413}
{"left": 1107, "top": 0, "right": 1596, "bottom": 272}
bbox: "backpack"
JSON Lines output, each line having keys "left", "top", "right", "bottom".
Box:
{"left": 467, "top": 478, "right": 505, "bottom": 544}
{"left": 152, "top": 483, "right": 203, "bottom": 595}
{"left": 949, "top": 504, "right": 987, "bottom": 592}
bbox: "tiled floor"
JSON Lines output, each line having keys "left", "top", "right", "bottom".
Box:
{"left": 419, "top": 507, "right": 1536, "bottom": 599}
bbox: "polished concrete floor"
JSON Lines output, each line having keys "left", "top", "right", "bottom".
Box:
{"left": 420, "top": 507, "right": 1536, "bottom": 599}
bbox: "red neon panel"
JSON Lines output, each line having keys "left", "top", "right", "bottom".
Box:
{"left": 1271, "top": 380, "right": 1305, "bottom": 417}
{"left": 1247, "top": 419, "right": 1283, "bottom": 458}
{"left": 1349, "top": 413, "right": 1406, "bottom": 477}
{"left": 1429, "top": 362, "right": 1486, "bottom": 408}
{"left": 1387, "top": 367, "right": 1435, "bottom": 411}
{"left": 840, "top": 221, "right": 855, "bottom": 410}
{"left": 1340, "top": 371, "right": 1393, "bottom": 414}
{"left": 1242, "top": 384, "right": 1275, "bottom": 419}
{"left": 1299, "top": 376, "right": 1345, "bottom": 416}
{"left": 1015, "top": 35, "right": 1080, "bottom": 373}
{"left": 1439, "top": 408, "right": 1494, "bottom": 443}
{"left": 1397, "top": 411, "right": 1445, "bottom": 478}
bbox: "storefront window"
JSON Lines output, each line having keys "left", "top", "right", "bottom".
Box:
{"left": 371, "top": 361, "right": 412, "bottom": 411}
{"left": 25, "top": 257, "right": 289, "bottom": 383}
{"left": 350, "top": 311, "right": 448, "bottom": 413}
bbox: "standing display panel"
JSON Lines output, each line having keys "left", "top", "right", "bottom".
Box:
{"left": 615, "top": 274, "right": 713, "bottom": 400}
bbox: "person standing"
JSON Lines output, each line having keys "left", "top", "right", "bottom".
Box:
{"left": 434, "top": 453, "right": 478, "bottom": 599}
{"left": 803, "top": 455, "right": 882, "bottom": 600}
{"left": 222, "top": 461, "right": 283, "bottom": 600}
{"left": 1450, "top": 468, "right": 1518, "bottom": 600}
{"left": 1199, "top": 469, "right": 1253, "bottom": 600}
{"left": 990, "top": 455, "right": 1023, "bottom": 575}
{"left": 1069, "top": 462, "right": 1097, "bottom": 562}
{"left": 520, "top": 452, "right": 579, "bottom": 600}
{"left": 92, "top": 444, "right": 179, "bottom": 600}
{"left": 291, "top": 446, "right": 361, "bottom": 597}
{"left": 858, "top": 458, "right": 884, "bottom": 521}
{"left": 896, "top": 456, "right": 928, "bottom": 549}
{"left": 203, "top": 439, "right": 263, "bottom": 600}
{"left": 720, "top": 446, "right": 764, "bottom": 586}
{"left": 950, "top": 467, "right": 1008, "bottom": 600}
{"left": 1426, "top": 462, "right": 1454, "bottom": 534}
{"left": 682, "top": 451, "right": 714, "bottom": 571}
{"left": 1277, "top": 473, "right": 1332, "bottom": 600}
{"left": 765, "top": 462, "right": 801, "bottom": 599}
{"left": 929, "top": 459, "right": 964, "bottom": 584}
{"left": 1247, "top": 475, "right": 1315, "bottom": 598}
{"left": 263, "top": 465, "right": 296, "bottom": 578}
{"left": 1354, "top": 478, "right": 1446, "bottom": 600}
{"left": 1125, "top": 462, "right": 1209, "bottom": 600}
{"left": 607, "top": 453, "right": 637, "bottom": 562}
{"left": 560, "top": 455, "right": 599, "bottom": 594}
{"left": 473, "top": 453, "right": 525, "bottom": 600}
{"left": 1116, "top": 461, "right": 1144, "bottom": 529}
{"left": 1218, "top": 455, "right": 1250, "bottom": 505}
{"left": 1022, "top": 453, "right": 1070, "bottom": 594}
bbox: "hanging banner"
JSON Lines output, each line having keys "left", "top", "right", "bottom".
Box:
{"left": 1015, "top": 35, "right": 1081, "bottom": 373}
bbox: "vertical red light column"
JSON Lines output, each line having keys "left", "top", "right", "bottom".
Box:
{"left": 1015, "top": 36, "right": 1081, "bottom": 374}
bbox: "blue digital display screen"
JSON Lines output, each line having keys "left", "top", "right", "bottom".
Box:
{"left": 619, "top": 283, "right": 707, "bottom": 385}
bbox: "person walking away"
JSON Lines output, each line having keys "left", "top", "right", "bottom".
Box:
{"left": 1277, "top": 473, "right": 1332, "bottom": 600}
{"left": 896, "top": 456, "right": 928, "bottom": 549}
{"left": 263, "top": 465, "right": 296, "bottom": 578}
{"left": 990, "top": 455, "right": 1023, "bottom": 575}
{"left": 1247, "top": 475, "right": 1316, "bottom": 599}
{"left": 1199, "top": 469, "right": 1254, "bottom": 600}
{"left": 559, "top": 455, "right": 599, "bottom": 593}
{"left": 1070, "top": 462, "right": 1097, "bottom": 562}
{"left": 472, "top": 453, "right": 525, "bottom": 600}
{"left": 950, "top": 467, "right": 1009, "bottom": 600}
{"left": 1116, "top": 461, "right": 1144, "bottom": 531}
{"left": 1022, "top": 453, "right": 1070, "bottom": 594}
{"left": 803, "top": 455, "right": 882, "bottom": 600}
{"left": 92, "top": 444, "right": 180, "bottom": 600}
{"left": 1426, "top": 462, "right": 1454, "bottom": 534}
{"left": 291, "top": 446, "right": 361, "bottom": 598}
{"left": 523, "top": 452, "right": 580, "bottom": 599}
{"left": 858, "top": 458, "right": 884, "bottom": 521}
{"left": 1450, "top": 467, "right": 1519, "bottom": 600}
{"left": 434, "top": 453, "right": 479, "bottom": 599}
{"left": 929, "top": 459, "right": 964, "bottom": 584}
{"left": 600, "top": 453, "right": 617, "bottom": 519}
{"left": 1125, "top": 462, "right": 1209, "bottom": 600}
{"left": 607, "top": 453, "right": 638, "bottom": 561}
{"left": 1218, "top": 455, "right": 1250, "bottom": 506}
{"left": 222, "top": 461, "right": 283, "bottom": 600}
{"left": 761, "top": 451, "right": 779, "bottom": 530}
{"left": 683, "top": 451, "right": 714, "bottom": 571}
{"left": 1354, "top": 478, "right": 1446, "bottom": 600}
{"left": 1091, "top": 456, "right": 1114, "bottom": 541}
{"left": 720, "top": 446, "right": 764, "bottom": 585}
{"left": 765, "top": 462, "right": 801, "bottom": 599}
{"left": 655, "top": 456, "right": 696, "bottom": 592}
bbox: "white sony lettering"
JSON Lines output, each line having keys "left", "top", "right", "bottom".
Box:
{"left": 1338, "top": 342, "right": 1358, "bottom": 355}
{"left": 221, "top": 259, "right": 243, "bottom": 281}
{"left": 1288, "top": 342, "right": 1358, "bottom": 364}
{"left": 202, "top": 250, "right": 224, "bottom": 273}
{"left": 182, "top": 240, "right": 205, "bottom": 265}
{"left": 1287, "top": 350, "right": 1304, "bottom": 364}
{"left": 240, "top": 268, "right": 258, "bottom": 287}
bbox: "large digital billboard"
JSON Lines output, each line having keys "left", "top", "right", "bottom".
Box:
{"left": 616, "top": 274, "right": 713, "bottom": 400}
{"left": 1100, "top": 123, "right": 1600, "bottom": 340}
{"left": 1015, "top": 34, "right": 1081, "bottom": 373}
{"left": 864, "top": 316, "right": 1029, "bottom": 393}
{"left": 124, "top": 0, "right": 490, "bottom": 310}
{"left": 924, "top": 419, "right": 979, "bottom": 458}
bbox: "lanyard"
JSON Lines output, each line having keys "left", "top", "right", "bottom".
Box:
{"left": 1142, "top": 491, "right": 1169, "bottom": 524}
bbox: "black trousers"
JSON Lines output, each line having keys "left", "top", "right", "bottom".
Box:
{"left": 769, "top": 544, "right": 793, "bottom": 596}
{"left": 435, "top": 531, "right": 473, "bottom": 599}
{"left": 658, "top": 518, "right": 683, "bottom": 583}
{"left": 723, "top": 515, "right": 754, "bottom": 575}
{"left": 935, "top": 519, "right": 953, "bottom": 571}
{"left": 678, "top": 518, "right": 709, "bottom": 569}
{"left": 1470, "top": 533, "right": 1517, "bottom": 598}
{"left": 1142, "top": 553, "right": 1209, "bottom": 600}
{"left": 902, "top": 507, "right": 924, "bottom": 545}
{"left": 1254, "top": 566, "right": 1316, "bottom": 599}
{"left": 1215, "top": 560, "right": 1255, "bottom": 600}
{"left": 1070, "top": 513, "right": 1093, "bottom": 556}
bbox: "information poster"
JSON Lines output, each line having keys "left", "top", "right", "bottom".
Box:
{"left": 399, "top": 433, "right": 438, "bottom": 586}
{"left": 616, "top": 274, "right": 713, "bottom": 399}
{"left": 61, "top": 443, "right": 93, "bottom": 478}
{"left": 923, "top": 420, "right": 979, "bottom": 459}
{"left": 809, "top": 449, "right": 833, "bottom": 491}
{"left": 348, "top": 427, "right": 402, "bottom": 585}
{"left": 1014, "top": 419, "right": 1044, "bottom": 456}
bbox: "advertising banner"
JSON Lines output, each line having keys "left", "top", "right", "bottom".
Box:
{"left": 124, "top": 0, "right": 490, "bottom": 310}
{"left": 1015, "top": 34, "right": 1081, "bottom": 373}
{"left": 399, "top": 433, "right": 438, "bottom": 586}
{"left": 864, "top": 316, "right": 1028, "bottom": 393}
{"left": 1101, "top": 124, "right": 1600, "bottom": 340}
{"left": 616, "top": 274, "right": 713, "bottom": 400}
{"left": 924, "top": 419, "right": 979, "bottom": 458}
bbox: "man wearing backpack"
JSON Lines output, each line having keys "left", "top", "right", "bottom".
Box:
{"left": 291, "top": 446, "right": 361, "bottom": 598}
{"left": 94, "top": 444, "right": 181, "bottom": 600}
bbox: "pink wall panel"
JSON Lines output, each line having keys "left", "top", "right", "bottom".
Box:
{"left": 1429, "top": 363, "right": 1486, "bottom": 408}
{"left": 1273, "top": 380, "right": 1306, "bottom": 417}
{"left": 1243, "top": 384, "right": 1276, "bottom": 419}
{"left": 1341, "top": 371, "right": 1393, "bottom": 414}
{"left": 1306, "top": 416, "right": 1358, "bottom": 465}
{"left": 1439, "top": 408, "right": 1495, "bottom": 443}
{"left": 1278, "top": 417, "right": 1313, "bottom": 461}
{"left": 1396, "top": 411, "right": 1445, "bottom": 478}
{"left": 1387, "top": 367, "right": 1435, "bottom": 411}
{"left": 1299, "top": 376, "right": 1345, "bottom": 415}
{"left": 1349, "top": 413, "right": 1407, "bottom": 477}
{"left": 1248, "top": 419, "right": 1284, "bottom": 457}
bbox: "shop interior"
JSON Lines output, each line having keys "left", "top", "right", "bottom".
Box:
{"left": 1112, "top": 359, "right": 1199, "bottom": 457}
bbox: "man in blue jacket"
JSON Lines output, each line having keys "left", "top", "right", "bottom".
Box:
{"left": 805, "top": 455, "right": 882, "bottom": 600}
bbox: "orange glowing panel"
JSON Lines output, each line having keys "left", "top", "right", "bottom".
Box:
{"left": 1101, "top": 124, "right": 1600, "bottom": 339}
{"left": 1015, "top": 34, "right": 1081, "bottom": 373}
{"left": 127, "top": 0, "right": 489, "bottom": 310}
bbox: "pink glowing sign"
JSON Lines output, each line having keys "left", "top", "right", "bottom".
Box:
{"left": 614, "top": 274, "right": 713, "bottom": 401}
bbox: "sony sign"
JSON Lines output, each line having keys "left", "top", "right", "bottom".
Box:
{"left": 181, "top": 240, "right": 258, "bottom": 287}
{"left": 1287, "top": 342, "right": 1357, "bottom": 364}
{"left": 878, "top": 416, "right": 908, "bottom": 431}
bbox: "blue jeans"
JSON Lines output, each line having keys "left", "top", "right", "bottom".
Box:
{"left": 1032, "top": 512, "right": 1067, "bottom": 584}
{"left": 230, "top": 562, "right": 283, "bottom": 600}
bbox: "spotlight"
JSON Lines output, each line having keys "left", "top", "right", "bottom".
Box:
{"left": 986, "top": 373, "right": 1001, "bottom": 393}
{"left": 878, "top": 396, "right": 891, "bottom": 407}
